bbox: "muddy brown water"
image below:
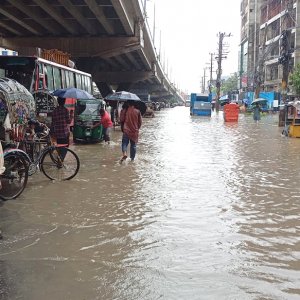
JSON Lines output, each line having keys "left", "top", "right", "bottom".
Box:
{"left": 0, "top": 107, "right": 300, "bottom": 300}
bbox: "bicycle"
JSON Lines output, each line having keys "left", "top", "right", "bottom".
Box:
{"left": 21, "top": 125, "right": 80, "bottom": 180}
{"left": 0, "top": 123, "right": 80, "bottom": 200}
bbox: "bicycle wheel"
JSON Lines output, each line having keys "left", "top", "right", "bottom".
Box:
{"left": 0, "top": 153, "right": 28, "bottom": 200}
{"left": 40, "top": 147, "right": 80, "bottom": 181}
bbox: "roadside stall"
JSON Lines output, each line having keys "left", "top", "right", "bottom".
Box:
{"left": 282, "top": 101, "right": 300, "bottom": 138}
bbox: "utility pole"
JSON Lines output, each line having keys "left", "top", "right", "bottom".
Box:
{"left": 208, "top": 52, "right": 214, "bottom": 93}
{"left": 254, "top": 26, "right": 267, "bottom": 99}
{"left": 215, "top": 32, "right": 231, "bottom": 111}
{"left": 279, "top": 30, "right": 291, "bottom": 102}
{"left": 202, "top": 68, "right": 207, "bottom": 93}
{"left": 278, "top": 0, "right": 294, "bottom": 125}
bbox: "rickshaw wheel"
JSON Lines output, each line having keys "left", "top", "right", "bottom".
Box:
{"left": 0, "top": 153, "right": 29, "bottom": 200}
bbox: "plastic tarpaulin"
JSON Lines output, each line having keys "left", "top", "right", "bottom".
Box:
{"left": 259, "top": 91, "right": 275, "bottom": 108}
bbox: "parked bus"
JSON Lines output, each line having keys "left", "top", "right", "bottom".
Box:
{"left": 0, "top": 56, "right": 93, "bottom": 124}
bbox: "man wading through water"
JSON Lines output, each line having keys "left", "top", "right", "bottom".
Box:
{"left": 50, "top": 97, "right": 72, "bottom": 160}
{"left": 120, "top": 100, "right": 142, "bottom": 162}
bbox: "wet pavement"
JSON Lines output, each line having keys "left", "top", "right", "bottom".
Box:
{"left": 0, "top": 107, "right": 300, "bottom": 300}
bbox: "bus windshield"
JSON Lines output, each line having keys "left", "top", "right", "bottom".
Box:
{"left": 0, "top": 56, "right": 35, "bottom": 91}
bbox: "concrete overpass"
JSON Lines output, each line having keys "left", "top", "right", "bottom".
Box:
{"left": 0, "top": 0, "right": 183, "bottom": 103}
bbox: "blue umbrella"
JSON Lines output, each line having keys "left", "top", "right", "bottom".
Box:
{"left": 52, "top": 87, "right": 94, "bottom": 99}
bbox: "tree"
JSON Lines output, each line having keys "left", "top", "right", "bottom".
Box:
{"left": 221, "top": 72, "right": 238, "bottom": 95}
{"left": 289, "top": 64, "right": 300, "bottom": 95}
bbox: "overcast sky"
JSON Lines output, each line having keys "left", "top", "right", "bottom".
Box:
{"left": 146, "top": 0, "right": 241, "bottom": 94}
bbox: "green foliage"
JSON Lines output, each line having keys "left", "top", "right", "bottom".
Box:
{"left": 289, "top": 64, "right": 300, "bottom": 95}
{"left": 221, "top": 73, "right": 238, "bottom": 94}
{"left": 211, "top": 86, "right": 217, "bottom": 93}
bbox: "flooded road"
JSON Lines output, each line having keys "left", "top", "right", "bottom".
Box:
{"left": 1, "top": 107, "right": 300, "bottom": 300}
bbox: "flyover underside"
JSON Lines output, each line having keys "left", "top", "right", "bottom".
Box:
{"left": 0, "top": 0, "right": 183, "bottom": 103}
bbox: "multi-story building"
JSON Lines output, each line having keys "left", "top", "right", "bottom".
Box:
{"left": 259, "top": 0, "right": 297, "bottom": 92}
{"left": 239, "top": 0, "right": 262, "bottom": 92}
{"left": 240, "top": 0, "right": 300, "bottom": 95}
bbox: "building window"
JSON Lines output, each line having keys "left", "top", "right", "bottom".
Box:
{"left": 266, "top": 64, "right": 279, "bottom": 81}
{"left": 1, "top": 50, "right": 8, "bottom": 56}
{"left": 267, "top": 19, "right": 280, "bottom": 41}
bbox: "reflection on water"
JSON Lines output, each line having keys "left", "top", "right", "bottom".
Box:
{"left": 0, "top": 107, "right": 300, "bottom": 299}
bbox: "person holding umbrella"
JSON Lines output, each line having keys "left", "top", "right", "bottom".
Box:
{"left": 253, "top": 103, "right": 262, "bottom": 123}
{"left": 120, "top": 100, "right": 142, "bottom": 162}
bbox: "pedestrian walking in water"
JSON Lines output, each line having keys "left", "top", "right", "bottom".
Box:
{"left": 119, "top": 102, "right": 128, "bottom": 132}
{"left": 253, "top": 103, "right": 261, "bottom": 123}
{"left": 120, "top": 100, "right": 142, "bottom": 162}
{"left": 50, "top": 97, "right": 72, "bottom": 145}
{"left": 50, "top": 97, "right": 72, "bottom": 160}
{"left": 93, "top": 108, "right": 113, "bottom": 144}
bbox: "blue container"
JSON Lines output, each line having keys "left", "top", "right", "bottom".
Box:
{"left": 190, "top": 93, "right": 212, "bottom": 116}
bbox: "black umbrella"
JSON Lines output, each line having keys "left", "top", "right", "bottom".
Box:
{"left": 105, "top": 91, "right": 147, "bottom": 115}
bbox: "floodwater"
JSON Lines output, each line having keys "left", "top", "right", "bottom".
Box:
{"left": 0, "top": 107, "right": 300, "bottom": 300}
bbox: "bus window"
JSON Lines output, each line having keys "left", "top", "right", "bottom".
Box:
{"left": 82, "top": 75, "right": 85, "bottom": 90}
{"left": 37, "top": 63, "right": 45, "bottom": 90}
{"left": 88, "top": 77, "right": 92, "bottom": 94}
{"left": 84, "top": 76, "right": 90, "bottom": 92}
{"left": 45, "top": 65, "right": 54, "bottom": 91}
{"left": 70, "top": 72, "right": 75, "bottom": 88}
{"left": 75, "top": 73, "right": 82, "bottom": 89}
{"left": 66, "top": 71, "right": 74, "bottom": 88}
{"left": 38, "top": 74, "right": 44, "bottom": 89}
{"left": 53, "top": 67, "right": 62, "bottom": 90}
{"left": 60, "top": 69, "right": 66, "bottom": 88}
{"left": 65, "top": 70, "right": 70, "bottom": 88}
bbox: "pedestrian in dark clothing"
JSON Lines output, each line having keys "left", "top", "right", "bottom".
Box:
{"left": 50, "top": 97, "right": 72, "bottom": 145}
{"left": 50, "top": 97, "right": 72, "bottom": 159}
{"left": 119, "top": 102, "right": 128, "bottom": 132}
{"left": 253, "top": 103, "right": 261, "bottom": 122}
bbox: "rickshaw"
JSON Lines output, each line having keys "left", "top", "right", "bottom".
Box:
{"left": 73, "top": 98, "right": 106, "bottom": 143}
{"left": 282, "top": 101, "right": 300, "bottom": 138}
{"left": 0, "top": 77, "right": 36, "bottom": 200}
